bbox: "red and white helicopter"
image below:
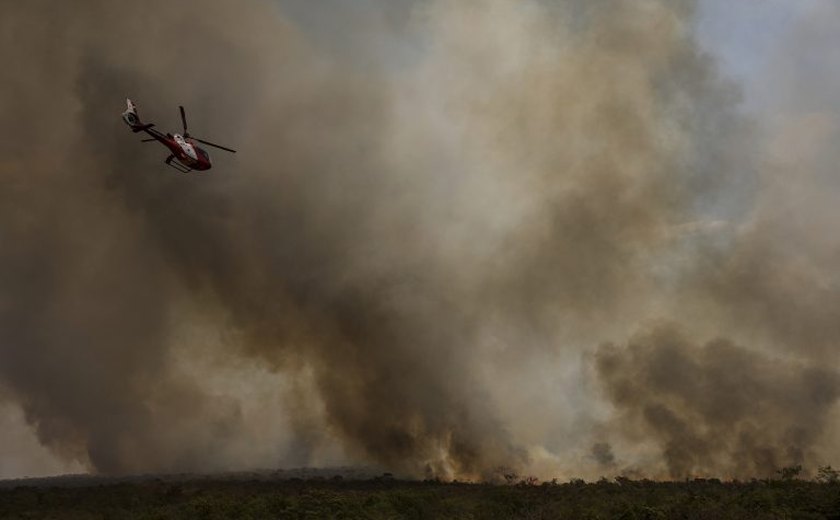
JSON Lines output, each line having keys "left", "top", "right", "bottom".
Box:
{"left": 122, "top": 99, "right": 236, "bottom": 173}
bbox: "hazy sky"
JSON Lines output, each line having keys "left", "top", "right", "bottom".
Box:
{"left": 696, "top": 0, "right": 839, "bottom": 114}
{"left": 274, "top": 0, "right": 831, "bottom": 112}
{"left": 0, "top": 0, "right": 840, "bottom": 478}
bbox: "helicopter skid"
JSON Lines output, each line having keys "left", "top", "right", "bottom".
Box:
{"left": 165, "top": 155, "right": 193, "bottom": 173}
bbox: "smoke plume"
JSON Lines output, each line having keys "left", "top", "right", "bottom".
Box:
{"left": 595, "top": 325, "right": 840, "bottom": 478}
{"left": 1, "top": 0, "right": 839, "bottom": 479}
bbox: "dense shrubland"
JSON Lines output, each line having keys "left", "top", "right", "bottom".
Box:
{"left": 3, "top": 471, "right": 840, "bottom": 519}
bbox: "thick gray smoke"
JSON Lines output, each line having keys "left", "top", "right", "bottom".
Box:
{"left": 595, "top": 325, "right": 840, "bottom": 478}
{"left": 1, "top": 0, "right": 839, "bottom": 479}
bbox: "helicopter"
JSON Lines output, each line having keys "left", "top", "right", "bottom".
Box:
{"left": 121, "top": 99, "right": 236, "bottom": 173}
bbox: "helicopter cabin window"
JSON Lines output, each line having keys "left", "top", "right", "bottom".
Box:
{"left": 197, "top": 148, "right": 210, "bottom": 161}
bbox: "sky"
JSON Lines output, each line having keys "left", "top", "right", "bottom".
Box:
{"left": 271, "top": 0, "right": 828, "bottom": 114}
{"left": 1, "top": 0, "right": 840, "bottom": 480}
{"left": 697, "top": 0, "right": 840, "bottom": 115}
{"left": 697, "top": 0, "right": 798, "bottom": 90}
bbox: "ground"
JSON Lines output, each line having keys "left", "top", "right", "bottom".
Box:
{"left": 2, "top": 473, "right": 840, "bottom": 519}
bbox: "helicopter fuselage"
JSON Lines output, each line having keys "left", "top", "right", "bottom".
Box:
{"left": 163, "top": 134, "right": 212, "bottom": 171}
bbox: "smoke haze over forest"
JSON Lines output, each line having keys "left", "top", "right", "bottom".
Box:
{"left": 1, "top": 0, "right": 840, "bottom": 480}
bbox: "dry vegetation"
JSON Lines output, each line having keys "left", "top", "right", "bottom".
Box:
{"left": 3, "top": 471, "right": 840, "bottom": 519}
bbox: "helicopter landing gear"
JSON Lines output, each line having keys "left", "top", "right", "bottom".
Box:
{"left": 165, "top": 155, "right": 192, "bottom": 173}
